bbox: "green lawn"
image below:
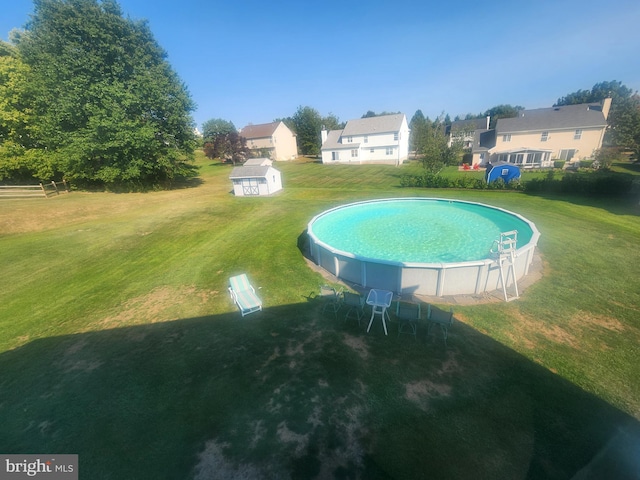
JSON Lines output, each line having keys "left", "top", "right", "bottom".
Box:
{"left": 1, "top": 154, "right": 639, "bottom": 479}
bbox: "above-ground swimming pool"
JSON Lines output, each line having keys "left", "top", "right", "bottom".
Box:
{"left": 307, "top": 198, "right": 540, "bottom": 297}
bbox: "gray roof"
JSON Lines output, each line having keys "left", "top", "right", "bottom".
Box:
{"left": 229, "top": 165, "right": 274, "bottom": 178}
{"left": 239, "top": 122, "right": 280, "bottom": 139}
{"left": 243, "top": 158, "right": 272, "bottom": 167}
{"left": 341, "top": 113, "right": 406, "bottom": 136}
{"left": 322, "top": 130, "right": 361, "bottom": 150}
{"left": 449, "top": 117, "right": 489, "bottom": 133}
{"left": 497, "top": 103, "right": 607, "bottom": 133}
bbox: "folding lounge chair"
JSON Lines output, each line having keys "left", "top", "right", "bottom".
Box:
{"left": 343, "top": 291, "right": 365, "bottom": 326}
{"left": 426, "top": 304, "right": 454, "bottom": 346}
{"left": 396, "top": 301, "right": 421, "bottom": 339}
{"left": 320, "top": 285, "right": 341, "bottom": 319}
{"left": 229, "top": 274, "right": 262, "bottom": 316}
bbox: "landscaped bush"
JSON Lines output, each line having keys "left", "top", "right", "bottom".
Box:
{"left": 400, "top": 173, "right": 522, "bottom": 190}
{"left": 580, "top": 159, "right": 594, "bottom": 169}
{"left": 554, "top": 160, "right": 565, "bottom": 169}
{"left": 525, "top": 170, "right": 634, "bottom": 195}
{"left": 401, "top": 169, "right": 633, "bottom": 196}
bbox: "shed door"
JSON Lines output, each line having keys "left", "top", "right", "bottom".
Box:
{"left": 242, "top": 178, "right": 260, "bottom": 196}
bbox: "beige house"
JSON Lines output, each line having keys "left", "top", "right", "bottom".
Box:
{"left": 239, "top": 121, "right": 298, "bottom": 161}
{"left": 472, "top": 98, "right": 612, "bottom": 167}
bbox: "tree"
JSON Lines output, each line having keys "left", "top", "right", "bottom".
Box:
{"left": 361, "top": 110, "right": 400, "bottom": 118}
{"left": 411, "top": 113, "right": 461, "bottom": 171}
{"left": 484, "top": 105, "right": 524, "bottom": 129}
{"left": 0, "top": 43, "right": 50, "bottom": 181}
{"left": 409, "top": 110, "right": 427, "bottom": 153}
{"left": 201, "top": 118, "right": 236, "bottom": 142}
{"left": 555, "top": 80, "right": 633, "bottom": 107}
{"left": 11, "top": 0, "right": 196, "bottom": 188}
{"left": 203, "top": 131, "right": 249, "bottom": 165}
{"left": 292, "top": 106, "right": 339, "bottom": 156}
{"left": 608, "top": 94, "right": 640, "bottom": 160}
{"left": 555, "top": 80, "right": 640, "bottom": 158}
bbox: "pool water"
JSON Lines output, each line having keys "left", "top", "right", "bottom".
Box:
{"left": 309, "top": 198, "right": 534, "bottom": 264}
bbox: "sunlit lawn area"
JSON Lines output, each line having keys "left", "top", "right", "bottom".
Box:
{"left": 1, "top": 153, "right": 639, "bottom": 479}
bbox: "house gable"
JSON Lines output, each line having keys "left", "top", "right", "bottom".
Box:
{"left": 239, "top": 121, "right": 298, "bottom": 161}
{"left": 320, "top": 114, "right": 410, "bottom": 165}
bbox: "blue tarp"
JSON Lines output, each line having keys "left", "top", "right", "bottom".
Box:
{"left": 486, "top": 163, "right": 521, "bottom": 183}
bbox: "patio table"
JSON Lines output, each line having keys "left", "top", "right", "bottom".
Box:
{"left": 366, "top": 289, "right": 393, "bottom": 335}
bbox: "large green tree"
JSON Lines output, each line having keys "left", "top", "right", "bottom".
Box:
{"left": 201, "top": 118, "right": 236, "bottom": 142}
{"left": 555, "top": 80, "right": 640, "bottom": 158}
{"left": 8, "top": 0, "right": 196, "bottom": 188}
{"left": 288, "top": 106, "right": 343, "bottom": 156}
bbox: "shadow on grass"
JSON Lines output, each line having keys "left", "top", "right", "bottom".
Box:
{"left": 0, "top": 301, "right": 638, "bottom": 479}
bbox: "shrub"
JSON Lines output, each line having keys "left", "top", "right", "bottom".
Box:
{"left": 554, "top": 160, "right": 566, "bottom": 169}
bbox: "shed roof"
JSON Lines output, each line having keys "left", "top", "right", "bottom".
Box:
{"left": 229, "top": 165, "right": 275, "bottom": 178}
{"left": 243, "top": 158, "right": 272, "bottom": 167}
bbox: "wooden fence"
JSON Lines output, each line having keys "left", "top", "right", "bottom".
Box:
{"left": 0, "top": 181, "right": 69, "bottom": 199}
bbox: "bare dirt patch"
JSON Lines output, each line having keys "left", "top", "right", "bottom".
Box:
{"left": 569, "top": 310, "right": 626, "bottom": 333}
{"left": 90, "top": 285, "right": 217, "bottom": 331}
{"left": 498, "top": 309, "right": 578, "bottom": 350}
{"left": 341, "top": 333, "right": 369, "bottom": 359}
{"left": 405, "top": 380, "right": 452, "bottom": 411}
{"left": 192, "top": 440, "right": 262, "bottom": 480}
{"left": 277, "top": 421, "right": 309, "bottom": 456}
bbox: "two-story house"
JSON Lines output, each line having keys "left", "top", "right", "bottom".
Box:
{"left": 472, "top": 98, "right": 611, "bottom": 167}
{"left": 447, "top": 117, "right": 490, "bottom": 149}
{"left": 239, "top": 121, "right": 298, "bottom": 161}
{"left": 320, "top": 114, "right": 410, "bottom": 165}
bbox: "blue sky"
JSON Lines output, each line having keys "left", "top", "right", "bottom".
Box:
{"left": 2, "top": 0, "right": 640, "bottom": 131}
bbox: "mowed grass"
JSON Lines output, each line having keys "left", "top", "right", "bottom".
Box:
{"left": 1, "top": 153, "right": 639, "bottom": 479}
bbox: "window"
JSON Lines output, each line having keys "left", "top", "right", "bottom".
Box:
{"left": 574, "top": 129, "right": 582, "bottom": 140}
{"left": 527, "top": 152, "right": 542, "bottom": 164}
{"left": 347, "top": 136, "right": 353, "bottom": 143}
{"left": 351, "top": 149, "right": 358, "bottom": 158}
{"left": 502, "top": 134, "right": 511, "bottom": 142}
{"left": 514, "top": 154, "right": 524, "bottom": 164}
{"left": 541, "top": 131, "right": 549, "bottom": 142}
{"left": 386, "top": 147, "right": 394, "bottom": 155}
{"left": 364, "top": 135, "right": 368, "bottom": 144}
{"left": 498, "top": 153, "right": 509, "bottom": 162}
{"left": 332, "top": 151, "right": 340, "bottom": 161}
{"left": 370, "top": 148, "right": 374, "bottom": 153}
{"left": 559, "top": 149, "right": 576, "bottom": 161}
{"left": 393, "top": 132, "right": 399, "bottom": 141}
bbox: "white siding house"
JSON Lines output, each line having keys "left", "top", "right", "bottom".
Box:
{"left": 321, "top": 114, "right": 410, "bottom": 165}
{"left": 229, "top": 158, "right": 282, "bottom": 196}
